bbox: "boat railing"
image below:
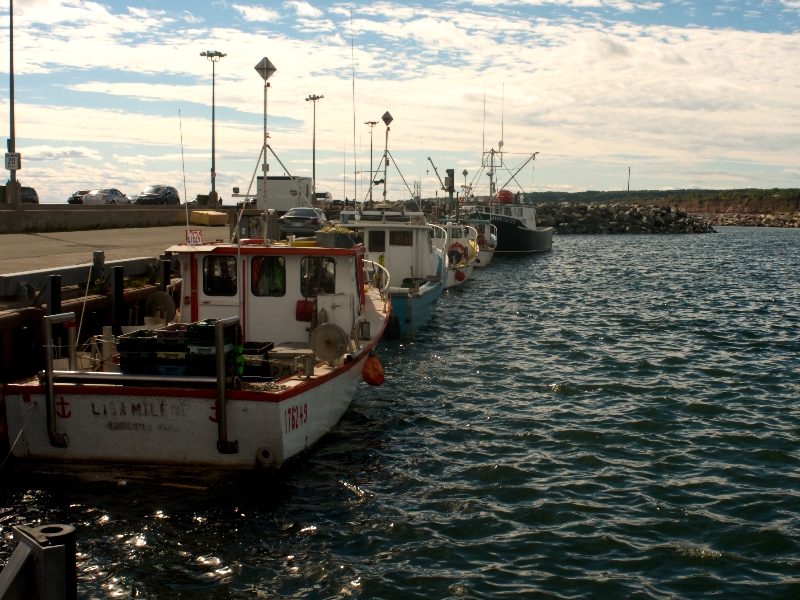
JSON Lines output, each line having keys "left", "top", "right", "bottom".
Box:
{"left": 429, "top": 224, "right": 449, "bottom": 275}
{"left": 362, "top": 260, "right": 391, "bottom": 296}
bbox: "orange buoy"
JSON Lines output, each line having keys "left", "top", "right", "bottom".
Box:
{"left": 362, "top": 355, "right": 385, "bottom": 386}
{"left": 497, "top": 189, "right": 514, "bottom": 203}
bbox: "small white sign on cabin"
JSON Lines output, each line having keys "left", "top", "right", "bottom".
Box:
{"left": 5, "top": 153, "right": 21, "bottom": 171}
{"left": 186, "top": 229, "right": 202, "bottom": 245}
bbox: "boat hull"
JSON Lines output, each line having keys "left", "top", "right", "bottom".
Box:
{"left": 4, "top": 347, "right": 375, "bottom": 470}
{"left": 475, "top": 248, "right": 495, "bottom": 267}
{"left": 444, "top": 262, "right": 474, "bottom": 288}
{"left": 389, "top": 280, "right": 444, "bottom": 335}
{"left": 491, "top": 217, "right": 553, "bottom": 252}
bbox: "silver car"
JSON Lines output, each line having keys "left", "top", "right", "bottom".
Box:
{"left": 83, "top": 188, "right": 130, "bottom": 204}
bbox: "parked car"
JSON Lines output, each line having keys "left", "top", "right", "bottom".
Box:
{"left": 67, "top": 189, "right": 90, "bottom": 204}
{"left": 279, "top": 207, "right": 329, "bottom": 237}
{"left": 132, "top": 185, "right": 180, "bottom": 205}
{"left": 83, "top": 188, "right": 130, "bottom": 204}
{"left": 21, "top": 187, "right": 39, "bottom": 204}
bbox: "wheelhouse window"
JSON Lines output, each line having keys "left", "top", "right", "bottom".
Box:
{"left": 203, "top": 256, "right": 238, "bottom": 296}
{"left": 301, "top": 257, "right": 336, "bottom": 297}
{"left": 389, "top": 230, "right": 413, "bottom": 246}
{"left": 450, "top": 228, "right": 463, "bottom": 240}
{"left": 504, "top": 207, "right": 512, "bottom": 216}
{"left": 369, "top": 230, "right": 386, "bottom": 252}
{"left": 251, "top": 256, "right": 286, "bottom": 297}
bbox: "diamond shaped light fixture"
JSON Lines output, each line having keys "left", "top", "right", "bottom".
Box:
{"left": 382, "top": 111, "right": 393, "bottom": 126}
{"left": 254, "top": 57, "right": 277, "bottom": 81}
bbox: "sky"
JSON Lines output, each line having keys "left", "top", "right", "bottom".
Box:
{"left": 0, "top": 0, "right": 799, "bottom": 203}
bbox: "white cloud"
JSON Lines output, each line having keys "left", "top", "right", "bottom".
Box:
{"left": 23, "top": 145, "right": 102, "bottom": 161}
{"left": 127, "top": 7, "right": 165, "bottom": 18}
{"left": 232, "top": 4, "right": 281, "bottom": 22}
{"left": 182, "top": 11, "right": 204, "bottom": 24}
{"left": 284, "top": 1, "right": 323, "bottom": 18}
{"left": 113, "top": 154, "right": 149, "bottom": 166}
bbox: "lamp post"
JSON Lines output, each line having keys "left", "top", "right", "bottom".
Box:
{"left": 364, "top": 121, "right": 377, "bottom": 205}
{"left": 200, "top": 50, "right": 226, "bottom": 202}
{"left": 8, "top": 0, "right": 15, "bottom": 184}
{"left": 255, "top": 58, "right": 276, "bottom": 209}
{"left": 381, "top": 111, "right": 393, "bottom": 203}
{"left": 305, "top": 94, "right": 323, "bottom": 201}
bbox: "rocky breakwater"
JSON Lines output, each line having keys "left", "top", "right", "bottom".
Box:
{"left": 707, "top": 213, "right": 800, "bottom": 228}
{"left": 535, "top": 203, "right": 715, "bottom": 234}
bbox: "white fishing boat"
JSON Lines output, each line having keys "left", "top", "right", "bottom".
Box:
{"left": 339, "top": 210, "right": 446, "bottom": 337}
{"left": 4, "top": 239, "right": 391, "bottom": 469}
{"left": 434, "top": 220, "right": 478, "bottom": 288}
{"left": 462, "top": 217, "right": 497, "bottom": 267}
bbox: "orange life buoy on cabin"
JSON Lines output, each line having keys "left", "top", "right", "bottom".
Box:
{"left": 497, "top": 189, "right": 514, "bottom": 204}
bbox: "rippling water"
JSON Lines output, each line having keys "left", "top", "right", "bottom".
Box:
{"left": 2, "top": 226, "right": 800, "bottom": 598}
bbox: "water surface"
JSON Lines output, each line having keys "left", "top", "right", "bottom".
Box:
{"left": 2, "top": 226, "right": 799, "bottom": 598}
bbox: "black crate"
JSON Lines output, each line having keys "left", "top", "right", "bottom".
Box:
{"left": 242, "top": 342, "right": 274, "bottom": 358}
{"left": 186, "top": 319, "right": 236, "bottom": 344}
{"left": 117, "top": 330, "right": 157, "bottom": 352}
{"left": 119, "top": 351, "right": 157, "bottom": 363}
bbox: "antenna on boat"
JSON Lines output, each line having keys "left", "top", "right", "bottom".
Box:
{"left": 501, "top": 82, "right": 504, "bottom": 166}
{"left": 482, "top": 86, "right": 486, "bottom": 160}
{"left": 179, "top": 110, "right": 190, "bottom": 243}
{"left": 351, "top": 7, "right": 357, "bottom": 203}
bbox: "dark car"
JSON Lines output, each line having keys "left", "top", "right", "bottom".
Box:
{"left": 279, "top": 207, "right": 328, "bottom": 237}
{"left": 21, "top": 187, "right": 39, "bottom": 204}
{"left": 68, "top": 189, "right": 90, "bottom": 204}
{"left": 133, "top": 185, "right": 180, "bottom": 205}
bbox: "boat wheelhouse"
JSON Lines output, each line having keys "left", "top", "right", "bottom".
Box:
{"left": 339, "top": 210, "right": 445, "bottom": 337}
{"left": 4, "top": 239, "right": 390, "bottom": 469}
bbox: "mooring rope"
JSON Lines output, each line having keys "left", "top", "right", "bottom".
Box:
{"left": 0, "top": 400, "right": 37, "bottom": 470}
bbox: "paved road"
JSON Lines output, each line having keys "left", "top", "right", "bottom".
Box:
{"left": 0, "top": 226, "right": 230, "bottom": 275}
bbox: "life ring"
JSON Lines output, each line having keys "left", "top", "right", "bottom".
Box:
{"left": 448, "top": 242, "right": 465, "bottom": 265}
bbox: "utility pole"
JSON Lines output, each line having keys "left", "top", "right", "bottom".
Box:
{"left": 365, "top": 121, "right": 377, "bottom": 205}
{"left": 628, "top": 167, "right": 631, "bottom": 193}
{"left": 305, "top": 94, "right": 324, "bottom": 201}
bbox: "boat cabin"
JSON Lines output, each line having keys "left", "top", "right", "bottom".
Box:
{"left": 339, "top": 211, "right": 442, "bottom": 292}
{"left": 168, "top": 241, "right": 367, "bottom": 345}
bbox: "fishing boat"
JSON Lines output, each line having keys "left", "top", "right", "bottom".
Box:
{"left": 3, "top": 238, "right": 391, "bottom": 469}
{"left": 463, "top": 147, "right": 553, "bottom": 253}
{"left": 434, "top": 219, "right": 479, "bottom": 288}
{"left": 339, "top": 210, "right": 445, "bottom": 337}
{"left": 462, "top": 217, "right": 497, "bottom": 267}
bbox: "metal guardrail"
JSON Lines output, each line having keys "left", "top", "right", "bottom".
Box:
{"left": 0, "top": 255, "right": 177, "bottom": 299}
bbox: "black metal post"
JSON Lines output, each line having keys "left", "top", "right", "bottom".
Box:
{"left": 112, "top": 266, "right": 124, "bottom": 336}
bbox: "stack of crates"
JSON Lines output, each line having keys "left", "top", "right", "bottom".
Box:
{"left": 242, "top": 342, "right": 275, "bottom": 380}
{"left": 186, "top": 319, "right": 237, "bottom": 376}
{"left": 118, "top": 330, "right": 158, "bottom": 375}
{"left": 155, "top": 323, "right": 189, "bottom": 376}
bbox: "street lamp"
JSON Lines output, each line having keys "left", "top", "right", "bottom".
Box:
{"left": 8, "top": 0, "right": 16, "bottom": 185}
{"left": 381, "top": 111, "right": 392, "bottom": 202}
{"left": 200, "top": 50, "right": 226, "bottom": 202}
{"left": 305, "top": 94, "right": 324, "bottom": 201}
{"left": 364, "top": 121, "right": 377, "bottom": 204}
{"left": 255, "top": 57, "right": 276, "bottom": 209}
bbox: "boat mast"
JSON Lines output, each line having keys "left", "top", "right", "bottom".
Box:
{"left": 382, "top": 111, "right": 393, "bottom": 203}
